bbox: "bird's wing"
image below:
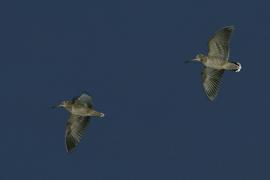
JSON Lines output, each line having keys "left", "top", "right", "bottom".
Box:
{"left": 202, "top": 67, "right": 224, "bottom": 101}
{"left": 73, "top": 93, "right": 93, "bottom": 108}
{"left": 65, "top": 114, "right": 90, "bottom": 152}
{"left": 208, "top": 26, "right": 234, "bottom": 60}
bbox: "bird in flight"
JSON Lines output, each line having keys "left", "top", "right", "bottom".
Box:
{"left": 186, "top": 26, "right": 241, "bottom": 101}
{"left": 54, "top": 92, "right": 105, "bottom": 152}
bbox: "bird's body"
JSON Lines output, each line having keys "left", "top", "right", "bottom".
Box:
{"left": 54, "top": 93, "right": 104, "bottom": 152}
{"left": 64, "top": 102, "right": 102, "bottom": 116}
{"left": 186, "top": 26, "right": 241, "bottom": 101}
{"left": 200, "top": 55, "right": 240, "bottom": 71}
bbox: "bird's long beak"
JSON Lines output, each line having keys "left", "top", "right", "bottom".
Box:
{"left": 185, "top": 58, "right": 199, "bottom": 63}
{"left": 51, "top": 104, "right": 63, "bottom": 109}
{"left": 51, "top": 105, "right": 58, "bottom": 109}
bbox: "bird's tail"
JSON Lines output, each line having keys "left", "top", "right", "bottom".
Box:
{"left": 232, "top": 62, "right": 242, "bottom": 72}
{"left": 100, "top": 113, "right": 105, "bottom": 117}
{"left": 90, "top": 110, "right": 105, "bottom": 117}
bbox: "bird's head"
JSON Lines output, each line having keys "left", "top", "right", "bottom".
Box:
{"left": 185, "top": 54, "right": 206, "bottom": 63}
{"left": 194, "top": 54, "right": 206, "bottom": 62}
{"left": 52, "top": 100, "right": 71, "bottom": 108}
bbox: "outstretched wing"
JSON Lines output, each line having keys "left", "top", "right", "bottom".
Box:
{"left": 73, "top": 93, "right": 93, "bottom": 108}
{"left": 202, "top": 67, "right": 224, "bottom": 101}
{"left": 65, "top": 114, "right": 90, "bottom": 152}
{"left": 208, "top": 26, "right": 234, "bottom": 60}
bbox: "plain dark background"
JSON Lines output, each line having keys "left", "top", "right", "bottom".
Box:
{"left": 0, "top": 0, "right": 269, "bottom": 179}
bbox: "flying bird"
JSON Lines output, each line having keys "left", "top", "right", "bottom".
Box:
{"left": 54, "top": 93, "right": 105, "bottom": 152}
{"left": 186, "top": 26, "right": 241, "bottom": 101}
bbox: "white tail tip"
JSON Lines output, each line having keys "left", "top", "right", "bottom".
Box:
{"left": 100, "top": 113, "right": 105, "bottom": 117}
{"left": 236, "top": 62, "right": 241, "bottom": 72}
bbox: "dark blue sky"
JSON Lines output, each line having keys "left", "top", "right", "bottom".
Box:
{"left": 1, "top": 0, "right": 270, "bottom": 179}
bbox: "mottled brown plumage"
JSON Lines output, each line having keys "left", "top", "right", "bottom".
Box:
{"left": 186, "top": 26, "right": 241, "bottom": 101}
{"left": 54, "top": 93, "right": 104, "bottom": 152}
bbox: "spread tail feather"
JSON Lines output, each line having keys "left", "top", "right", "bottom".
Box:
{"left": 232, "top": 62, "right": 241, "bottom": 72}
